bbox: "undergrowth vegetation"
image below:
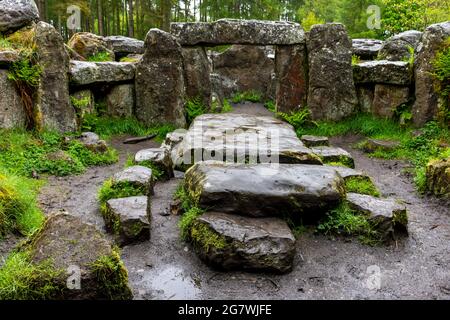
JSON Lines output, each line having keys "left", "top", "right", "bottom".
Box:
{"left": 344, "top": 176, "right": 381, "bottom": 197}
{"left": 87, "top": 51, "right": 113, "bottom": 62}
{"left": 432, "top": 38, "right": 450, "bottom": 125}
{"left": 98, "top": 179, "right": 146, "bottom": 206}
{"left": 231, "top": 91, "right": 262, "bottom": 104}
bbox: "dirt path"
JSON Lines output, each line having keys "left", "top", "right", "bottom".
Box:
{"left": 35, "top": 105, "right": 449, "bottom": 300}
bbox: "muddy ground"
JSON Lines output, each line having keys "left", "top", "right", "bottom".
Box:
{"left": 7, "top": 103, "right": 450, "bottom": 299}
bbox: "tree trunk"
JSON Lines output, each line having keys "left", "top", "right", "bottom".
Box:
{"left": 98, "top": 0, "right": 104, "bottom": 36}
{"left": 128, "top": 0, "right": 135, "bottom": 37}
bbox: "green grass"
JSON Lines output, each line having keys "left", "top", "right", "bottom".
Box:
{"left": 432, "top": 38, "right": 450, "bottom": 125}
{"left": 0, "top": 129, "right": 117, "bottom": 177}
{"left": 185, "top": 97, "right": 207, "bottom": 125}
{"left": 87, "top": 51, "right": 113, "bottom": 62}
{"left": 232, "top": 91, "right": 263, "bottom": 104}
{"left": 0, "top": 170, "right": 44, "bottom": 237}
{"left": 179, "top": 206, "right": 205, "bottom": 240}
{"left": 352, "top": 54, "right": 361, "bottom": 65}
{"left": 0, "top": 251, "right": 64, "bottom": 300}
{"left": 81, "top": 115, "right": 175, "bottom": 142}
{"left": 345, "top": 176, "right": 381, "bottom": 197}
{"left": 221, "top": 99, "right": 233, "bottom": 113}
{"left": 278, "top": 108, "right": 314, "bottom": 129}
{"left": 0, "top": 36, "right": 14, "bottom": 51}
{"left": 317, "top": 202, "right": 381, "bottom": 245}
{"left": 190, "top": 221, "right": 227, "bottom": 252}
{"left": 264, "top": 100, "right": 276, "bottom": 113}
{"left": 98, "top": 179, "right": 147, "bottom": 206}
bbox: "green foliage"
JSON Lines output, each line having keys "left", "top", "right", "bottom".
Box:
{"left": 264, "top": 100, "right": 276, "bottom": 113}
{"left": 221, "top": 99, "right": 233, "bottom": 113}
{"left": 0, "top": 36, "right": 13, "bottom": 51}
{"left": 317, "top": 202, "right": 381, "bottom": 245}
{"left": 0, "top": 129, "right": 118, "bottom": 178}
{"left": 87, "top": 51, "right": 113, "bottom": 62}
{"left": 81, "top": 115, "right": 174, "bottom": 142}
{"left": 301, "top": 11, "right": 325, "bottom": 31}
{"left": 0, "top": 171, "right": 44, "bottom": 237}
{"left": 190, "top": 222, "right": 227, "bottom": 252}
{"left": 345, "top": 176, "right": 381, "bottom": 197}
{"left": 98, "top": 179, "right": 146, "bottom": 205}
{"left": 232, "top": 91, "right": 262, "bottom": 104}
{"left": 119, "top": 56, "right": 139, "bottom": 63}
{"left": 0, "top": 251, "right": 64, "bottom": 300}
{"left": 432, "top": 39, "right": 450, "bottom": 125}
{"left": 352, "top": 55, "right": 361, "bottom": 65}
{"left": 185, "top": 97, "right": 207, "bottom": 125}
{"left": 7, "top": 56, "right": 41, "bottom": 88}
{"left": 278, "top": 108, "right": 315, "bottom": 129}
{"left": 179, "top": 206, "right": 205, "bottom": 241}
{"left": 89, "top": 247, "right": 133, "bottom": 300}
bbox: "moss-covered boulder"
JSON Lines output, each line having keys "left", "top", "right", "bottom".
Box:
{"left": 346, "top": 193, "right": 408, "bottom": 242}
{"left": 185, "top": 162, "right": 345, "bottom": 219}
{"left": 0, "top": 212, "right": 133, "bottom": 300}
{"left": 190, "top": 212, "right": 296, "bottom": 273}
{"left": 67, "top": 32, "right": 115, "bottom": 61}
{"left": 426, "top": 158, "right": 450, "bottom": 198}
{"left": 112, "top": 166, "right": 154, "bottom": 196}
{"left": 311, "top": 146, "right": 355, "bottom": 168}
{"left": 104, "top": 196, "right": 151, "bottom": 246}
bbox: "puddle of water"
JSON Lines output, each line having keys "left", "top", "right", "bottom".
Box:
{"left": 143, "top": 265, "right": 202, "bottom": 300}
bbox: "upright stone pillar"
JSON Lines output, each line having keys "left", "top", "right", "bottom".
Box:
{"left": 275, "top": 44, "right": 308, "bottom": 113}
{"left": 307, "top": 23, "right": 357, "bottom": 121}
{"left": 181, "top": 47, "right": 211, "bottom": 109}
{"left": 135, "top": 29, "right": 186, "bottom": 128}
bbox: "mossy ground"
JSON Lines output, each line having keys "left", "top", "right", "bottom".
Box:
{"left": 190, "top": 221, "right": 228, "bottom": 253}
{"left": 98, "top": 179, "right": 147, "bottom": 206}
{"left": 344, "top": 176, "right": 381, "bottom": 197}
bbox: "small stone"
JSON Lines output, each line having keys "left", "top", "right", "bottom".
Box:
{"left": 300, "top": 135, "right": 329, "bottom": 147}
{"left": 346, "top": 193, "right": 409, "bottom": 241}
{"left": 105, "top": 196, "right": 151, "bottom": 246}
{"left": 134, "top": 148, "right": 174, "bottom": 180}
{"left": 112, "top": 166, "right": 154, "bottom": 196}
{"left": 362, "top": 139, "right": 400, "bottom": 153}
{"left": 0, "top": 50, "right": 19, "bottom": 67}
{"left": 426, "top": 158, "right": 450, "bottom": 198}
{"left": 311, "top": 146, "right": 355, "bottom": 168}
{"left": 77, "top": 132, "right": 108, "bottom": 153}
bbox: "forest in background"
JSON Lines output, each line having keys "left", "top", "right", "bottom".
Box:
{"left": 31, "top": 0, "right": 450, "bottom": 41}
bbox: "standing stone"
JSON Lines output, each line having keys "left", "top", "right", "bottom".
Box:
{"left": 212, "top": 45, "right": 274, "bottom": 100}
{"left": 106, "top": 84, "right": 135, "bottom": 117}
{"left": 135, "top": 29, "right": 186, "bottom": 128}
{"left": 356, "top": 85, "right": 374, "bottom": 113}
{"left": 34, "top": 22, "right": 78, "bottom": 133}
{"left": 307, "top": 23, "right": 357, "bottom": 121}
{"left": 275, "top": 44, "right": 308, "bottom": 113}
{"left": 182, "top": 47, "right": 211, "bottom": 109}
{"left": 0, "top": 0, "right": 39, "bottom": 34}
{"left": 372, "top": 85, "right": 410, "bottom": 119}
{"left": 0, "top": 69, "right": 26, "bottom": 128}
{"left": 412, "top": 22, "right": 450, "bottom": 126}
{"left": 378, "top": 30, "right": 423, "bottom": 61}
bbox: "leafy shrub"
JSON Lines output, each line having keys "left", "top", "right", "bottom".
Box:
{"left": 232, "top": 91, "right": 262, "bottom": 104}
{"left": 185, "top": 97, "right": 207, "bottom": 125}
{"left": 87, "top": 51, "right": 113, "bottom": 62}
{"left": 352, "top": 55, "right": 361, "bottom": 65}
{"left": 98, "top": 179, "right": 146, "bottom": 205}
{"left": 278, "top": 108, "right": 314, "bottom": 128}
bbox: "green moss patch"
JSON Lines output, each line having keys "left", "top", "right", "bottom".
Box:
{"left": 190, "top": 221, "right": 227, "bottom": 253}
{"left": 98, "top": 179, "right": 146, "bottom": 206}
{"left": 345, "top": 176, "right": 381, "bottom": 197}
{"left": 317, "top": 202, "right": 382, "bottom": 246}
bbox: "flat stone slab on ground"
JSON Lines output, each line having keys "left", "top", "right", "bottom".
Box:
{"left": 134, "top": 148, "right": 174, "bottom": 180}
{"left": 300, "top": 135, "right": 330, "bottom": 147}
{"left": 175, "top": 113, "right": 322, "bottom": 168}
{"left": 352, "top": 39, "right": 383, "bottom": 60}
{"left": 112, "top": 165, "right": 154, "bottom": 195}
{"left": 185, "top": 162, "right": 345, "bottom": 218}
{"left": 353, "top": 60, "right": 411, "bottom": 85}
{"left": 192, "top": 211, "right": 296, "bottom": 273}
{"left": 69, "top": 60, "right": 135, "bottom": 86}
{"left": 171, "top": 19, "right": 305, "bottom": 46}
{"left": 346, "top": 193, "right": 408, "bottom": 241}
{"left": 362, "top": 139, "right": 400, "bottom": 153}
{"left": 105, "top": 196, "right": 151, "bottom": 246}
{"left": 311, "top": 146, "right": 355, "bottom": 168}
{"left": 326, "top": 165, "right": 370, "bottom": 181}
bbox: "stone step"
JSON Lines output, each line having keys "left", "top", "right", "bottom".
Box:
{"left": 134, "top": 148, "right": 174, "bottom": 180}
{"left": 174, "top": 113, "right": 322, "bottom": 169}
{"left": 346, "top": 193, "right": 408, "bottom": 241}
{"left": 104, "top": 196, "right": 151, "bottom": 246}
{"left": 112, "top": 165, "right": 154, "bottom": 195}
{"left": 191, "top": 212, "right": 296, "bottom": 273}
{"left": 311, "top": 146, "right": 355, "bottom": 168}
{"left": 185, "top": 162, "right": 345, "bottom": 218}
{"left": 300, "top": 135, "right": 330, "bottom": 147}
{"left": 69, "top": 60, "right": 135, "bottom": 86}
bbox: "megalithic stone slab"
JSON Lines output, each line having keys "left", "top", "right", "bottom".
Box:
{"left": 135, "top": 29, "right": 186, "bottom": 128}
{"left": 185, "top": 162, "right": 345, "bottom": 218}
{"left": 171, "top": 19, "right": 306, "bottom": 46}
{"left": 307, "top": 23, "right": 358, "bottom": 121}
{"left": 0, "top": 0, "right": 39, "bottom": 34}
{"left": 191, "top": 212, "right": 296, "bottom": 273}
